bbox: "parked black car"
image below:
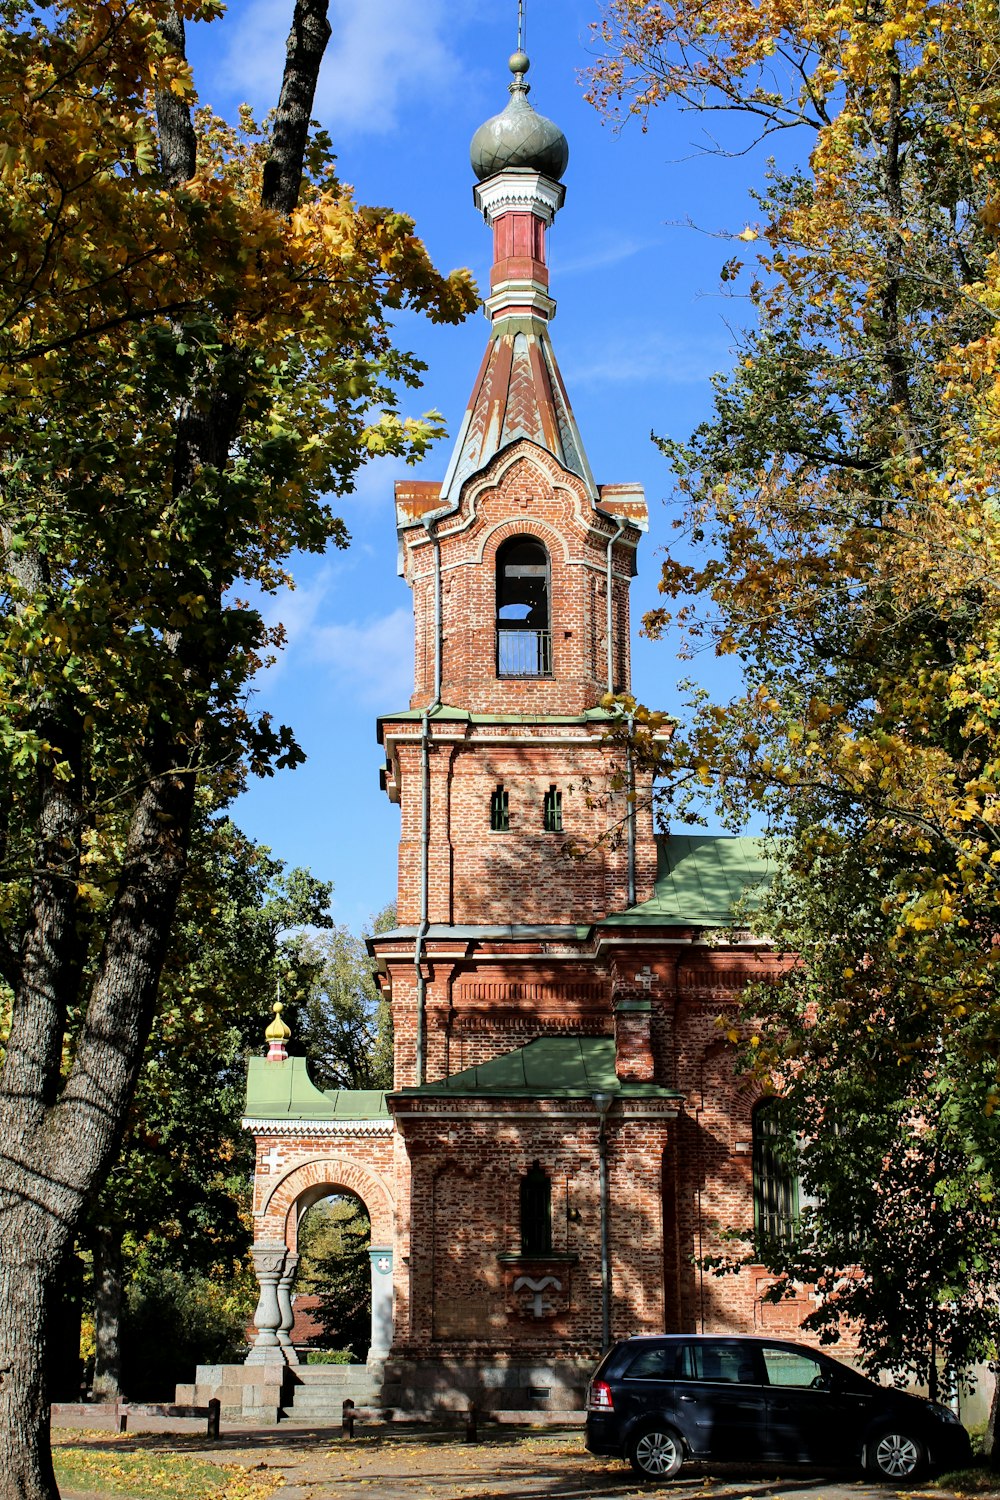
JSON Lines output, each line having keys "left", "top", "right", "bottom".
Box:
{"left": 585, "top": 1334, "right": 972, "bottom": 1482}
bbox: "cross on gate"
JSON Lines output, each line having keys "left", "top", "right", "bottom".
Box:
{"left": 261, "top": 1146, "right": 283, "bottom": 1173}
{"left": 633, "top": 965, "right": 654, "bottom": 992}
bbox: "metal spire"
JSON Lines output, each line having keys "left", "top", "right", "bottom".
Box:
{"left": 517, "top": 0, "right": 525, "bottom": 54}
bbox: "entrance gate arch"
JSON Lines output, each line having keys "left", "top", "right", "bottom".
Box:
{"left": 247, "top": 1155, "right": 395, "bottom": 1370}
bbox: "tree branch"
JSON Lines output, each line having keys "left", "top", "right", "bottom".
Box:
{"left": 261, "top": 0, "right": 332, "bottom": 215}
{"left": 154, "top": 6, "right": 197, "bottom": 187}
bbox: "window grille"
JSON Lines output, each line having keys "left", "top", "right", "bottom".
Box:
{"left": 490, "top": 785, "right": 509, "bottom": 833}
{"left": 543, "top": 785, "right": 563, "bottom": 832}
{"left": 520, "top": 1161, "right": 552, "bottom": 1255}
{"left": 753, "top": 1099, "right": 799, "bottom": 1246}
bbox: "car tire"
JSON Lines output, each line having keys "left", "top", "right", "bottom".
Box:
{"left": 628, "top": 1423, "right": 685, "bottom": 1480}
{"left": 863, "top": 1430, "right": 928, "bottom": 1482}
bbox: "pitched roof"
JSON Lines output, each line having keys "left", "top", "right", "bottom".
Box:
{"left": 600, "top": 834, "right": 774, "bottom": 928}
{"left": 243, "top": 1056, "right": 389, "bottom": 1121}
{"left": 393, "top": 1035, "right": 681, "bottom": 1100}
{"left": 439, "top": 318, "right": 597, "bottom": 506}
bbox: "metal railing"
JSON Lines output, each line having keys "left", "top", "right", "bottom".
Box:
{"left": 497, "top": 627, "right": 552, "bottom": 677}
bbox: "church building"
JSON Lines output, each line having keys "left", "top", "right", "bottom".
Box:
{"left": 230, "top": 49, "right": 807, "bottom": 1420}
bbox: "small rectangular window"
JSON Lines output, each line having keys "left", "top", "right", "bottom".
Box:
{"left": 543, "top": 785, "right": 562, "bottom": 832}
{"left": 490, "top": 785, "right": 509, "bottom": 832}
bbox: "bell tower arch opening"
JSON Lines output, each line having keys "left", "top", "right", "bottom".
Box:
{"left": 496, "top": 533, "right": 551, "bottom": 677}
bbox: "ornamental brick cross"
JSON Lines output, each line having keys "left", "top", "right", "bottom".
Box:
{"left": 261, "top": 1146, "right": 283, "bottom": 1173}
{"left": 633, "top": 966, "right": 654, "bottom": 991}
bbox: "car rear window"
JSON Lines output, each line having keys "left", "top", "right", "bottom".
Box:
{"left": 676, "top": 1342, "right": 758, "bottom": 1383}
{"left": 624, "top": 1345, "right": 677, "bottom": 1380}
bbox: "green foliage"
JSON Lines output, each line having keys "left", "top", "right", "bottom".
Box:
{"left": 297, "top": 1196, "right": 371, "bottom": 1361}
{"left": 591, "top": 0, "right": 1000, "bottom": 1405}
{"left": 293, "top": 904, "right": 395, "bottom": 1091}
{"left": 91, "top": 805, "right": 333, "bottom": 1282}
{"left": 121, "top": 1269, "right": 255, "bottom": 1402}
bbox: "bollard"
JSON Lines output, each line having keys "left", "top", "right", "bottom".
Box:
{"left": 207, "top": 1398, "right": 220, "bottom": 1439}
{"left": 465, "top": 1401, "right": 477, "bottom": 1443}
{"left": 116, "top": 1404, "right": 128, "bottom": 1435}
{"left": 342, "top": 1397, "right": 355, "bottom": 1438}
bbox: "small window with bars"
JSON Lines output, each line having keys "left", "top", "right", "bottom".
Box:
{"left": 490, "top": 785, "right": 509, "bottom": 832}
{"left": 753, "top": 1098, "right": 800, "bottom": 1247}
{"left": 520, "top": 1161, "right": 552, "bottom": 1255}
{"left": 543, "top": 785, "right": 563, "bottom": 832}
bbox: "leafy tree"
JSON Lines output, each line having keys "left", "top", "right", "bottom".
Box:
{"left": 0, "top": 4, "right": 475, "bottom": 1495}
{"left": 297, "top": 1195, "right": 372, "bottom": 1361}
{"left": 294, "top": 904, "right": 396, "bottom": 1091}
{"left": 589, "top": 0, "right": 1000, "bottom": 1430}
{"left": 89, "top": 808, "right": 332, "bottom": 1401}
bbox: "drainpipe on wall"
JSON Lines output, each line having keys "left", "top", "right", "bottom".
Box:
{"left": 414, "top": 512, "right": 446, "bottom": 1086}
{"left": 625, "top": 710, "right": 636, "bottom": 908}
{"left": 593, "top": 1091, "right": 613, "bottom": 1350}
{"left": 605, "top": 518, "right": 627, "bottom": 694}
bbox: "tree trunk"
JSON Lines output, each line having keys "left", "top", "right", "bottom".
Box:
{"left": 0, "top": 1232, "right": 60, "bottom": 1500}
{"left": 988, "top": 1367, "right": 999, "bottom": 1471}
{"left": 91, "top": 1228, "right": 125, "bottom": 1402}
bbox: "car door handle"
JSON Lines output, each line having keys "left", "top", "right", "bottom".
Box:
{"left": 678, "top": 1394, "right": 696, "bottom": 1402}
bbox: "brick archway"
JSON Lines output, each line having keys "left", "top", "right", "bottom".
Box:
{"left": 259, "top": 1154, "right": 394, "bottom": 1250}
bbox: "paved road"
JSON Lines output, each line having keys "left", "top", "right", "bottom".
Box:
{"left": 52, "top": 1420, "right": 1000, "bottom": 1500}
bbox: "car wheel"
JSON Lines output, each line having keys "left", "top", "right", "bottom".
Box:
{"left": 864, "top": 1430, "right": 928, "bottom": 1482}
{"left": 628, "top": 1423, "right": 684, "bottom": 1480}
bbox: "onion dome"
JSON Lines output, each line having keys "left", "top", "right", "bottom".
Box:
{"left": 265, "top": 998, "right": 291, "bottom": 1062}
{"left": 470, "top": 51, "right": 569, "bottom": 183}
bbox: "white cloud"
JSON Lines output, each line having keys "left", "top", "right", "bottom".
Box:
{"left": 310, "top": 606, "right": 414, "bottom": 706}
{"left": 219, "top": 0, "right": 460, "bottom": 136}
{"left": 565, "top": 331, "right": 730, "bottom": 389}
{"left": 553, "top": 237, "right": 654, "bottom": 277}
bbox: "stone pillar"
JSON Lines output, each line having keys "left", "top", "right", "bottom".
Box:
{"left": 368, "top": 1246, "right": 394, "bottom": 1368}
{"left": 613, "top": 996, "right": 655, "bottom": 1082}
{"left": 276, "top": 1251, "right": 300, "bottom": 1365}
{"left": 245, "top": 1239, "right": 288, "bottom": 1366}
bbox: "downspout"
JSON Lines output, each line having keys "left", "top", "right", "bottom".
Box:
{"left": 414, "top": 511, "right": 446, "bottom": 1086}
{"left": 625, "top": 710, "right": 636, "bottom": 908}
{"left": 593, "top": 1091, "right": 613, "bottom": 1350}
{"left": 605, "top": 517, "right": 636, "bottom": 906}
{"left": 605, "top": 517, "right": 626, "bottom": 694}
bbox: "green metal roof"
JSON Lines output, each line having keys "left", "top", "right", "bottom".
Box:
{"left": 600, "top": 834, "right": 774, "bottom": 928}
{"left": 393, "top": 1036, "right": 681, "bottom": 1100}
{"left": 244, "top": 1057, "right": 390, "bottom": 1120}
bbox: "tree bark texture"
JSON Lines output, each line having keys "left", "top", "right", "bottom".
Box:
{"left": 0, "top": 9, "right": 333, "bottom": 1496}
{"left": 91, "top": 1228, "right": 124, "bottom": 1402}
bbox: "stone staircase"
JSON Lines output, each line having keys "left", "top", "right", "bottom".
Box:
{"left": 280, "top": 1363, "right": 382, "bottom": 1421}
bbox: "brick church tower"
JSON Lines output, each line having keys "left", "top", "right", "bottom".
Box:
{"left": 234, "top": 46, "right": 789, "bottom": 1424}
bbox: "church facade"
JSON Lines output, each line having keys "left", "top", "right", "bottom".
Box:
{"left": 236, "top": 53, "right": 813, "bottom": 1417}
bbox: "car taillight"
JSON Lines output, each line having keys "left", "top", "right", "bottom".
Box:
{"left": 587, "top": 1379, "right": 614, "bottom": 1412}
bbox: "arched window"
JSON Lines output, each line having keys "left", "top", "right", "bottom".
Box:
{"left": 496, "top": 536, "right": 551, "bottom": 678}
{"left": 520, "top": 1161, "right": 552, "bottom": 1255}
{"left": 752, "top": 1099, "right": 799, "bottom": 1246}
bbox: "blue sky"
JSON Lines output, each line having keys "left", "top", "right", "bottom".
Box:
{"left": 186, "top": 2, "right": 776, "bottom": 932}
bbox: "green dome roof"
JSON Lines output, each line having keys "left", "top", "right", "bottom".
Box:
{"left": 470, "top": 53, "right": 569, "bottom": 184}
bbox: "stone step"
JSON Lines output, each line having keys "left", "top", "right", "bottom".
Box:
{"left": 290, "top": 1364, "right": 375, "bottom": 1387}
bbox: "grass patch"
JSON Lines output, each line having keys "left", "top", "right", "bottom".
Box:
{"left": 934, "top": 1462, "right": 1000, "bottom": 1494}
{"left": 52, "top": 1433, "right": 283, "bottom": 1499}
